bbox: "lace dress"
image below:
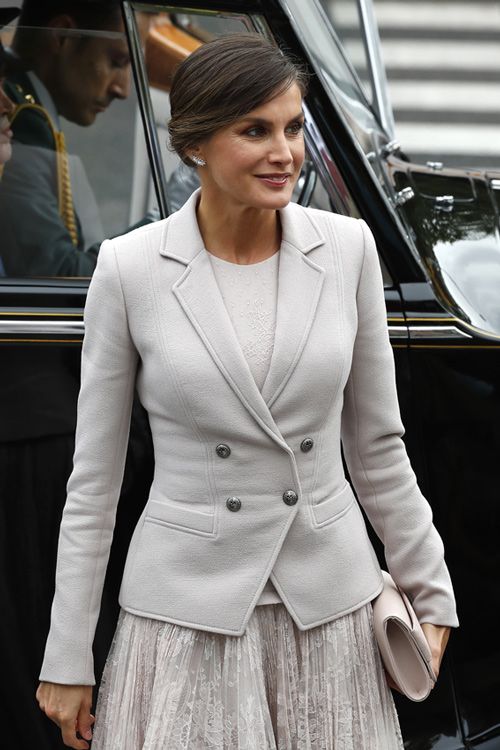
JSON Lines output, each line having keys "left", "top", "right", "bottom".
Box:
{"left": 90, "top": 248, "right": 404, "bottom": 749}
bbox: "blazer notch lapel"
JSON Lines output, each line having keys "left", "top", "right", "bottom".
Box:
{"left": 260, "top": 241, "right": 325, "bottom": 406}
{"left": 159, "top": 188, "right": 204, "bottom": 264}
{"left": 172, "top": 251, "right": 286, "bottom": 446}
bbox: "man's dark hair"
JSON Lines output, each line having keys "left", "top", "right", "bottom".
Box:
{"left": 18, "top": 0, "right": 122, "bottom": 29}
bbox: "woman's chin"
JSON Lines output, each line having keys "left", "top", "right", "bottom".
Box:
{"left": 245, "top": 186, "right": 295, "bottom": 211}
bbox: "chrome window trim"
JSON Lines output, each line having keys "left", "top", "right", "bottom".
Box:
{"left": 357, "top": 0, "right": 395, "bottom": 140}
{"left": 388, "top": 325, "right": 408, "bottom": 341}
{"left": 0, "top": 319, "right": 475, "bottom": 342}
{"left": 0, "top": 319, "right": 85, "bottom": 335}
{"left": 408, "top": 325, "right": 473, "bottom": 341}
{"left": 123, "top": 2, "right": 170, "bottom": 217}
{"left": 302, "top": 103, "right": 359, "bottom": 218}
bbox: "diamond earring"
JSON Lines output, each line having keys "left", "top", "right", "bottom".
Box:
{"left": 191, "top": 155, "right": 206, "bottom": 167}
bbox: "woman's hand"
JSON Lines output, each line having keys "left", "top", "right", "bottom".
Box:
{"left": 421, "top": 623, "right": 451, "bottom": 681}
{"left": 383, "top": 623, "right": 451, "bottom": 695}
{"left": 36, "top": 682, "right": 95, "bottom": 749}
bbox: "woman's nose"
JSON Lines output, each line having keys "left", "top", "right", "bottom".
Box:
{"left": 268, "top": 133, "right": 294, "bottom": 165}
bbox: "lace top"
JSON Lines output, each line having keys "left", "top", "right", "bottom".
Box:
{"left": 208, "top": 248, "right": 282, "bottom": 605}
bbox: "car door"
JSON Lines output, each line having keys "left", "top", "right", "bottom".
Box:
{"left": 0, "top": 16, "right": 156, "bottom": 750}
{"left": 299, "top": 2, "right": 500, "bottom": 748}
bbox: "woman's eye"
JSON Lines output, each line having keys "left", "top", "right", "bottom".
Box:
{"left": 245, "top": 126, "right": 265, "bottom": 137}
{"left": 244, "top": 121, "right": 303, "bottom": 137}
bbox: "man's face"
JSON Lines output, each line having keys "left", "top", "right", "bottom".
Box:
{"left": 51, "top": 22, "right": 131, "bottom": 126}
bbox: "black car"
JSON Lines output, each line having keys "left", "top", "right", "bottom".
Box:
{"left": 1, "top": 1, "right": 499, "bottom": 748}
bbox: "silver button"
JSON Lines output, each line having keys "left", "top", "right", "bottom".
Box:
{"left": 300, "top": 438, "right": 314, "bottom": 452}
{"left": 226, "top": 496, "right": 241, "bottom": 512}
{"left": 216, "top": 443, "right": 231, "bottom": 458}
{"left": 283, "top": 490, "right": 298, "bottom": 506}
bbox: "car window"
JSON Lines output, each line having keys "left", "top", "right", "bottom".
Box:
{"left": 125, "top": 4, "right": 392, "bottom": 288}
{"left": 0, "top": 20, "right": 154, "bottom": 280}
{"left": 127, "top": 7, "right": 357, "bottom": 214}
{"left": 128, "top": 9, "right": 256, "bottom": 215}
{"left": 318, "top": 0, "right": 373, "bottom": 105}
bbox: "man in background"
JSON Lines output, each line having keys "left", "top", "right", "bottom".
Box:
{"left": 0, "top": 0, "right": 131, "bottom": 276}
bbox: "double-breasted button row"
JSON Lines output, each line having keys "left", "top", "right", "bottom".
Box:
{"left": 219, "top": 441, "right": 301, "bottom": 511}
{"left": 226, "top": 490, "right": 298, "bottom": 511}
{"left": 218, "top": 440, "right": 312, "bottom": 457}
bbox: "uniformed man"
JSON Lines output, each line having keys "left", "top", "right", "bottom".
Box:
{"left": 0, "top": 1, "right": 132, "bottom": 277}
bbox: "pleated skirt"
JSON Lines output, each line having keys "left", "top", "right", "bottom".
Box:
{"left": 90, "top": 602, "right": 404, "bottom": 750}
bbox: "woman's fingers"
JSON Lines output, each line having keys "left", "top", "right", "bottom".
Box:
{"left": 76, "top": 706, "right": 95, "bottom": 743}
{"left": 384, "top": 668, "right": 403, "bottom": 694}
{"left": 421, "top": 623, "right": 451, "bottom": 680}
{"left": 383, "top": 624, "right": 451, "bottom": 695}
{"left": 36, "top": 682, "right": 94, "bottom": 749}
{"left": 60, "top": 714, "right": 91, "bottom": 749}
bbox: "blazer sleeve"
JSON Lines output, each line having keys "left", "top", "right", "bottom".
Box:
{"left": 340, "top": 219, "right": 459, "bottom": 628}
{"left": 39, "top": 239, "right": 139, "bottom": 685}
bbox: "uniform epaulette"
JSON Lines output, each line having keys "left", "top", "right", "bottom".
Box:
{"left": 10, "top": 100, "right": 78, "bottom": 246}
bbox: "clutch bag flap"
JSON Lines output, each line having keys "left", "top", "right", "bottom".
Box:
{"left": 372, "top": 571, "right": 436, "bottom": 702}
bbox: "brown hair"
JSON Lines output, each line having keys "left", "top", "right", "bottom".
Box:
{"left": 168, "top": 33, "right": 308, "bottom": 167}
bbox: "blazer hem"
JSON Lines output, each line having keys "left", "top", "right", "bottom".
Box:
{"left": 119, "top": 580, "right": 386, "bottom": 637}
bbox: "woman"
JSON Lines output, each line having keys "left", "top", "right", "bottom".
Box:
{"left": 36, "top": 33, "right": 458, "bottom": 749}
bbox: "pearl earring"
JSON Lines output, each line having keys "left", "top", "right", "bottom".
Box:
{"left": 191, "top": 155, "right": 206, "bottom": 167}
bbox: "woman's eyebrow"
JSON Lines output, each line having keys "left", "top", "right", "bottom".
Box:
{"left": 239, "top": 111, "right": 305, "bottom": 125}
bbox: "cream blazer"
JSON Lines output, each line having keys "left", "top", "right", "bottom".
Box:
{"left": 39, "top": 189, "right": 458, "bottom": 685}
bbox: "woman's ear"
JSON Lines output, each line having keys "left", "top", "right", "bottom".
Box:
{"left": 190, "top": 153, "right": 206, "bottom": 167}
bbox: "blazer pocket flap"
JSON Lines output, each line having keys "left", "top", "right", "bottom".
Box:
{"left": 312, "top": 481, "right": 355, "bottom": 526}
{"left": 146, "top": 498, "right": 215, "bottom": 534}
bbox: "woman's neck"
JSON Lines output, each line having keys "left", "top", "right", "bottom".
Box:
{"left": 196, "top": 191, "right": 281, "bottom": 265}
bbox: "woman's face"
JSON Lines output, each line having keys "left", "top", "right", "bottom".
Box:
{"left": 0, "top": 76, "right": 14, "bottom": 166}
{"left": 195, "top": 82, "right": 305, "bottom": 211}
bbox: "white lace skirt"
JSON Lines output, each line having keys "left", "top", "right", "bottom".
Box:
{"left": 91, "top": 602, "right": 404, "bottom": 750}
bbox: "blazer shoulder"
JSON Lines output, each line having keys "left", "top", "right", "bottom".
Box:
{"left": 107, "top": 216, "right": 170, "bottom": 261}
{"left": 308, "top": 206, "right": 363, "bottom": 235}
{"left": 299, "top": 206, "right": 368, "bottom": 267}
{"left": 294, "top": 204, "right": 363, "bottom": 240}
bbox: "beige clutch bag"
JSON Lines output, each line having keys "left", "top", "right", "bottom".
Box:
{"left": 372, "top": 571, "right": 436, "bottom": 702}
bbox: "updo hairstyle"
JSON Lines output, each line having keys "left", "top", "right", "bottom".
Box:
{"left": 167, "top": 33, "right": 309, "bottom": 167}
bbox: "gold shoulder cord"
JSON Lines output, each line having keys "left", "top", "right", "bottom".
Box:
{"left": 9, "top": 102, "right": 79, "bottom": 246}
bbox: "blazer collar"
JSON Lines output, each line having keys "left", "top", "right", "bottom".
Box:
{"left": 158, "top": 187, "right": 325, "bottom": 263}
{"left": 158, "top": 187, "right": 326, "bottom": 447}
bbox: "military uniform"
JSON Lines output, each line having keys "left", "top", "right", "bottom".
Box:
{"left": 0, "top": 71, "right": 98, "bottom": 277}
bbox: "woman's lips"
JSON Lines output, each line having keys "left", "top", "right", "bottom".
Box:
{"left": 255, "top": 173, "right": 291, "bottom": 187}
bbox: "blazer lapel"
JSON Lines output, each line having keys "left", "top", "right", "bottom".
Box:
{"left": 175, "top": 247, "right": 290, "bottom": 445}
{"left": 259, "top": 238, "right": 325, "bottom": 407}
{"left": 160, "top": 189, "right": 326, "bottom": 445}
